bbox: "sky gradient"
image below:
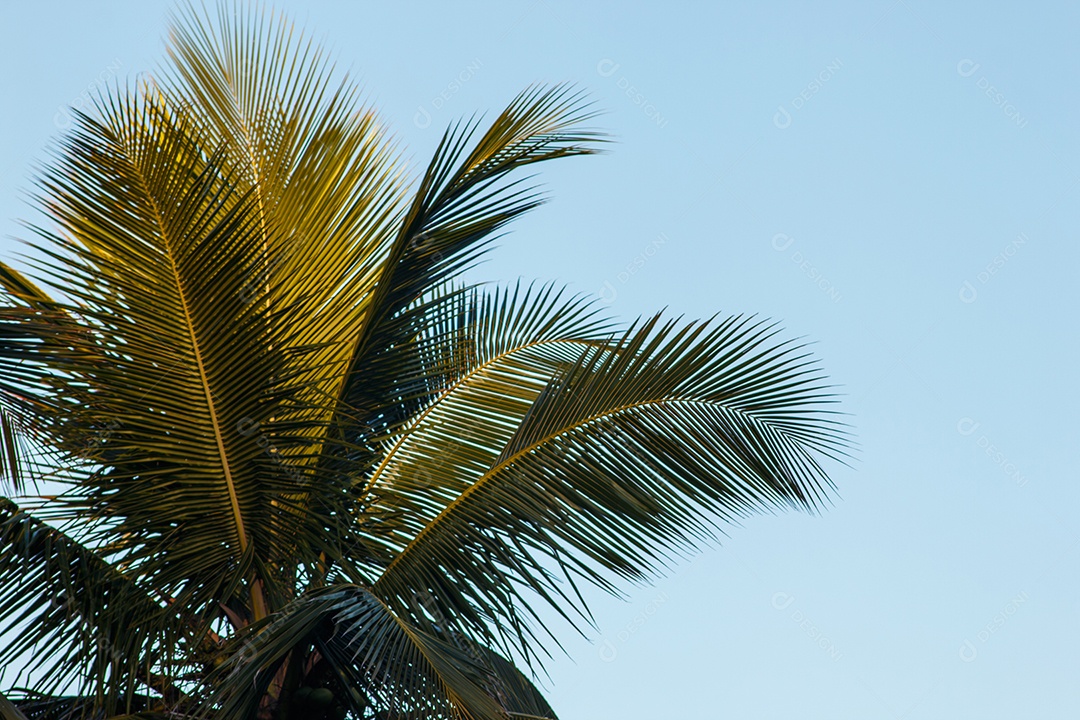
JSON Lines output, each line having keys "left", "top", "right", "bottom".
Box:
{"left": 2, "top": 2, "right": 1078, "bottom": 718}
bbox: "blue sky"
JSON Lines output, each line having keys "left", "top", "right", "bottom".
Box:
{"left": 2, "top": 2, "right": 1078, "bottom": 718}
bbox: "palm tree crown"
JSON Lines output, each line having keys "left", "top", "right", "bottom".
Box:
{"left": 0, "top": 3, "right": 849, "bottom": 719}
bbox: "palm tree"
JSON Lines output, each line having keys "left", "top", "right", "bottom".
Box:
{"left": 0, "top": 4, "right": 849, "bottom": 719}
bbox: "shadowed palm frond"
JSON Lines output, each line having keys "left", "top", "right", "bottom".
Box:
{"left": 372, "top": 313, "right": 850, "bottom": 662}
{"left": 0, "top": 499, "right": 199, "bottom": 715}
{"left": 0, "top": 691, "right": 30, "bottom": 720}
{"left": 0, "top": 263, "right": 79, "bottom": 495}
{"left": 481, "top": 650, "right": 558, "bottom": 720}
{"left": 204, "top": 584, "right": 506, "bottom": 720}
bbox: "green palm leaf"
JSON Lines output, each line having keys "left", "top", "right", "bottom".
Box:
{"left": 481, "top": 650, "right": 558, "bottom": 720}
{"left": 372, "top": 314, "right": 849, "bottom": 660}
{"left": 161, "top": 1, "right": 407, "bottom": 450}
{"left": 205, "top": 584, "right": 505, "bottom": 720}
{"left": 0, "top": 263, "right": 77, "bottom": 494}
{"left": 361, "top": 282, "right": 613, "bottom": 552}
{"left": 0, "top": 499, "right": 196, "bottom": 714}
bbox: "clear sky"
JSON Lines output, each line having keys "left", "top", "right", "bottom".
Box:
{"left": 2, "top": 2, "right": 1078, "bottom": 718}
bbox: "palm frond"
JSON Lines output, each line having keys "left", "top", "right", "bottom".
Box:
{"left": 0, "top": 691, "right": 30, "bottom": 720}
{"left": 21, "top": 87, "right": 332, "bottom": 621}
{"left": 372, "top": 314, "right": 850, "bottom": 661}
{"left": 0, "top": 499, "right": 194, "bottom": 715}
{"left": 205, "top": 584, "right": 506, "bottom": 720}
{"left": 328, "top": 85, "right": 605, "bottom": 461}
{"left": 162, "top": 0, "right": 408, "bottom": 453}
{"left": 4, "top": 692, "right": 172, "bottom": 720}
{"left": 0, "top": 262, "right": 72, "bottom": 495}
{"left": 0, "top": 407, "right": 28, "bottom": 495}
{"left": 354, "top": 283, "right": 615, "bottom": 649}
{"left": 482, "top": 650, "right": 557, "bottom": 720}
{"left": 0, "top": 2, "right": 849, "bottom": 716}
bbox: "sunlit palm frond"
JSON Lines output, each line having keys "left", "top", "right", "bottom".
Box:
{"left": 159, "top": 3, "right": 412, "bottom": 523}
{"left": 21, "top": 88, "right": 333, "bottom": 620}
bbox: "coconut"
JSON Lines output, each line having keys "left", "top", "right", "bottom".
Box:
{"left": 309, "top": 688, "right": 335, "bottom": 707}
{"left": 292, "top": 686, "right": 313, "bottom": 706}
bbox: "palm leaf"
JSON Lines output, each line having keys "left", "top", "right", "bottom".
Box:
{"left": 361, "top": 282, "right": 613, "bottom": 550}
{"left": 205, "top": 584, "right": 506, "bottom": 720}
{"left": 0, "top": 499, "right": 196, "bottom": 714}
{"left": 3, "top": 693, "right": 170, "bottom": 720}
{"left": 482, "top": 650, "right": 557, "bottom": 720}
{"left": 20, "top": 88, "right": 330, "bottom": 622}
{"left": 372, "top": 314, "right": 850, "bottom": 662}
{"left": 160, "top": 1, "right": 406, "bottom": 461}
{"left": 0, "top": 2, "right": 848, "bottom": 716}
{"left": 326, "top": 85, "right": 605, "bottom": 468}
{"left": 0, "top": 691, "right": 30, "bottom": 720}
{"left": 0, "top": 262, "right": 74, "bottom": 494}
{"left": 161, "top": 1, "right": 408, "bottom": 460}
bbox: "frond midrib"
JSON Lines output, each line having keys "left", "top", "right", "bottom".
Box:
{"left": 123, "top": 132, "right": 251, "bottom": 565}
{"left": 360, "top": 335, "right": 603, "bottom": 497}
